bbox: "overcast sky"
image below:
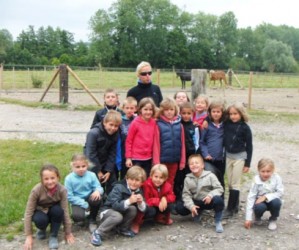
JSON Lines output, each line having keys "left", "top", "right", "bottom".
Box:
{"left": 1, "top": 0, "right": 298, "bottom": 42}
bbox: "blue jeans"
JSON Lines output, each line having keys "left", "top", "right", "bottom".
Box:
{"left": 254, "top": 198, "right": 282, "bottom": 221}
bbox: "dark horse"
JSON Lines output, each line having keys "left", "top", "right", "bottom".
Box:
{"left": 176, "top": 71, "right": 191, "bottom": 89}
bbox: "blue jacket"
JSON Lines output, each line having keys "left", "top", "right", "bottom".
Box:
{"left": 64, "top": 171, "right": 104, "bottom": 209}
{"left": 157, "top": 116, "right": 182, "bottom": 163}
{"left": 200, "top": 121, "right": 224, "bottom": 161}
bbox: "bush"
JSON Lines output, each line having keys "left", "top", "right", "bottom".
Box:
{"left": 31, "top": 75, "right": 43, "bottom": 88}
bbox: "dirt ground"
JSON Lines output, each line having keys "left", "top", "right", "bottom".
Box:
{"left": 0, "top": 87, "right": 299, "bottom": 250}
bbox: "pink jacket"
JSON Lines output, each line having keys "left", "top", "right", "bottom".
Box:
{"left": 125, "top": 115, "right": 157, "bottom": 160}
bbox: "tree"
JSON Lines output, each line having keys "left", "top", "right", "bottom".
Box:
{"left": 262, "top": 39, "right": 297, "bottom": 72}
{"left": 0, "top": 29, "right": 13, "bottom": 63}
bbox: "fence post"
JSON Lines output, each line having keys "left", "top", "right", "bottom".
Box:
{"left": 248, "top": 71, "right": 253, "bottom": 110}
{"left": 228, "top": 68, "right": 232, "bottom": 86}
{"left": 0, "top": 63, "right": 3, "bottom": 90}
{"left": 59, "top": 64, "right": 68, "bottom": 103}
{"left": 156, "top": 69, "right": 160, "bottom": 86}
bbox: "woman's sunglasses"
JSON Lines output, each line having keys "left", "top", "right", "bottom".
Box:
{"left": 140, "top": 71, "right": 152, "bottom": 76}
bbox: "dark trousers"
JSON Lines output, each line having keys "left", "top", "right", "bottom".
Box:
{"left": 204, "top": 160, "right": 225, "bottom": 191}
{"left": 132, "top": 159, "right": 152, "bottom": 178}
{"left": 71, "top": 197, "right": 102, "bottom": 222}
{"left": 174, "top": 165, "right": 191, "bottom": 201}
{"left": 176, "top": 195, "right": 224, "bottom": 216}
{"left": 254, "top": 198, "right": 282, "bottom": 221}
{"left": 32, "top": 204, "right": 63, "bottom": 236}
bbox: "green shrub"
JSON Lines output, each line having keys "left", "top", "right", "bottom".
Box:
{"left": 31, "top": 75, "right": 43, "bottom": 88}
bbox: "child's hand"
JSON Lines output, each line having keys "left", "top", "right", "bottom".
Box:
{"left": 244, "top": 220, "right": 252, "bottom": 229}
{"left": 100, "top": 172, "right": 111, "bottom": 183}
{"left": 159, "top": 197, "right": 167, "bottom": 212}
{"left": 136, "top": 194, "right": 144, "bottom": 205}
{"left": 90, "top": 190, "right": 101, "bottom": 201}
{"left": 255, "top": 196, "right": 267, "bottom": 204}
{"left": 202, "top": 195, "right": 212, "bottom": 205}
{"left": 243, "top": 166, "right": 250, "bottom": 173}
{"left": 65, "top": 233, "right": 75, "bottom": 244}
{"left": 191, "top": 205, "right": 200, "bottom": 217}
{"left": 129, "top": 192, "right": 138, "bottom": 204}
{"left": 23, "top": 235, "right": 33, "bottom": 250}
{"left": 202, "top": 120, "right": 208, "bottom": 129}
{"left": 204, "top": 155, "right": 213, "bottom": 161}
{"left": 126, "top": 158, "right": 133, "bottom": 168}
{"left": 193, "top": 121, "right": 199, "bottom": 127}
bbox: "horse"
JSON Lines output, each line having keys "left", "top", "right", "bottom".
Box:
{"left": 209, "top": 70, "right": 228, "bottom": 88}
{"left": 176, "top": 71, "right": 191, "bottom": 89}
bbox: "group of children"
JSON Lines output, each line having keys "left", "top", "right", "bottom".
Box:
{"left": 23, "top": 88, "right": 284, "bottom": 249}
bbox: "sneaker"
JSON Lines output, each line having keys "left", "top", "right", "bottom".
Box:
{"left": 215, "top": 221, "right": 224, "bottom": 233}
{"left": 268, "top": 220, "right": 277, "bottom": 231}
{"left": 254, "top": 217, "right": 263, "bottom": 226}
{"left": 36, "top": 229, "right": 46, "bottom": 240}
{"left": 91, "top": 231, "right": 102, "bottom": 246}
{"left": 48, "top": 236, "right": 58, "bottom": 249}
{"left": 89, "top": 222, "right": 97, "bottom": 234}
{"left": 117, "top": 229, "right": 136, "bottom": 238}
{"left": 193, "top": 214, "right": 202, "bottom": 223}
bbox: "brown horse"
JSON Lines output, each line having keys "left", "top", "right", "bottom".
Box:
{"left": 209, "top": 70, "right": 228, "bottom": 88}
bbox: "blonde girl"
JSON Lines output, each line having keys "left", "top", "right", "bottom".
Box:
{"left": 125, "top": 97, "right": 157, "bottom": 177}
{"left": 131, "top": 164, "right": 176, "bottom": 234}
{"left": 244, "top": 158, "right": 283, "bottom": 230}
{"left": 223, "top": 102, "right": 253, "bottom": 218}
{"left": 24, "top": 164, "right": 75, "bottom": 250}
{"left": 192, "top": 95, "right": 209, "bottom": 129}
{"left": 153, "top": 97, "right": 186, "bottom": 188}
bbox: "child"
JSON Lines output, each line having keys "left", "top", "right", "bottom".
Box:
{"left": 223, "top": 102, "right": 253, "bottom": 218}
{"left": 23, "top": 164, "right": 75, "bottom": 250}
{"left": 192, "top": 95, "right": 209, "bottom": 129}
{"left": 153, "top": 97, "right": 186, "bottom": 188}
{"left": 131, "top": 164, "right": 176, "bottom": 234}
{"left": 176, "top": 154, "right": 224, "bottom": 233}
{"left": 125, "top": 97, "right": 157, "bottom": 177}
{"left": 90, "top": 166, "right": 147, "bottom": 246}
{"left": 90, "top": 88, "right": 124, "bottom": 128}
{"left": 64, "top": 154, "right": 104, "bottom": 233}
{"left": 200, "top": 100, "right": 226, "bottom": 190}
{"left": 84, "top": 110, "right": 122, "bottom": 194}
{"left": 244, "top": 158, "right": 283, "bottom": 231}
{"left": 173, "top": 91, "right": 190, "bottom": 106}
{"left": 119, "top": 96, "right": 137, "bottom": 179}
{"left": 174, "top": 102, "right": 200, "bottom": 201}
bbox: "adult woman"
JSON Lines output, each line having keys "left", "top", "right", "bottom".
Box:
{"left": 127, "top": 61, "right": 163, "bottom": 107}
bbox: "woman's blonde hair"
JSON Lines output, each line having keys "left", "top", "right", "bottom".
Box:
{"left": 126, "top": 166, "right": 147, "bottom": 182}
{"left": 227, "top": 102, "right": 249, "bottom": 122}
{"left": 150, "top": 164, "right": 169, "bottom": 179}
{"left": 257, "top": 158, "right": 275, "bottom": 172}
{"left": 158, "top": 97, "right": 179, "bottom": 117}
{"left": 137, "top": 97, "right": 157, "bottom": 117}
{"left": 136, "top": 61, "right": 152, "bottom": 75}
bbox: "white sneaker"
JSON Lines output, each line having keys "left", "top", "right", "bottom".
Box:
{"left": 268, "top": 220, "right": 277, "bottom": 230}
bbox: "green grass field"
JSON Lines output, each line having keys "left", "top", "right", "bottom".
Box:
{"left": 1, "top": 68, "right": 299, "bottom": 90}
{"left": 0, "top": 140, "right": 82, "bottom": 236}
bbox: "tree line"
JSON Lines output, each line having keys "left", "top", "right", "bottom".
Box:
{"left": 1, "top": 0, "right": 299, "bottom": 73}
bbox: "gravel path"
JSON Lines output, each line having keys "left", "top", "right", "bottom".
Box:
{"left": 1, "top": 87, "right": 299, "bottom": 249}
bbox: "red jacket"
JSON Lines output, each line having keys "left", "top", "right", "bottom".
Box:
{"left": 125, "top": 115, "right": 156, "bottom": 160}
{"left": 143, "top": 178, "right": 176, "bottom": 207}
